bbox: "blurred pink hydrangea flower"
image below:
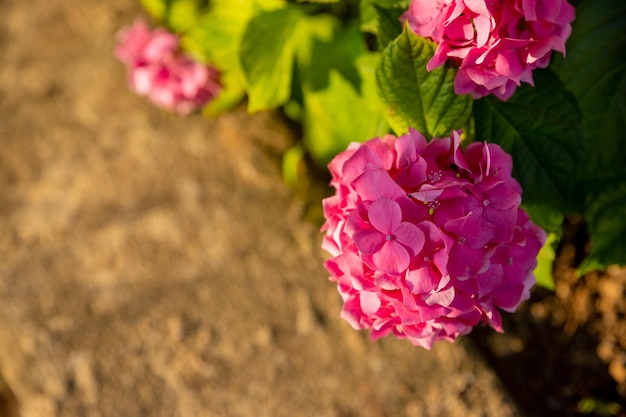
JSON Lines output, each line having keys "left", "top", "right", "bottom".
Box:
{"left": 114, "top": 19, "right": 221, "bottom": 115}
{"left": 403, "top": 0, "right": 575, "bottom": 100}
{"left": 321, "top": 129, "right": 546, "bottom": 349}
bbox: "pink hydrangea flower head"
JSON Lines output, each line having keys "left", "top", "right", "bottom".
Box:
{"left": 114, "top": 19, "right": 221, "bottom": 115}
{"left": 322, "top": 128, "right": 546, "bottom": 349}
{"left": 403, "top": 0, "right": 575, "bottom": 100}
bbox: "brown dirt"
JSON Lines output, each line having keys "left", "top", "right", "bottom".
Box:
{"left": 0, "top": 0, "right": 624, "bottom": 416}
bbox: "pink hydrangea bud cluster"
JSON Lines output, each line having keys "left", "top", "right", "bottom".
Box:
{"left": 114, "top": 19, "right": 221, "bottom": 115}
{"left": 403, "top": 0, "right": 575, "bottom": 100}
{"left": 321, "top": 129, "right": 546, "bottom": 349}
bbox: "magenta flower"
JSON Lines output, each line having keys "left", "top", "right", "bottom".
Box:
{"left": 114, "top": 19, "right": 221, "bottom": 115}
{"left": 322, "top": 128, "right": 546, "bottom": 349}
{"left": 403, "top": 0, "right": 575, "bottom": 100}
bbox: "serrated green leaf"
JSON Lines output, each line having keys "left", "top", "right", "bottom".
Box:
{"left": 473, "top": 69, "right": 583, "bottom": 212}
{"left": 534, "top": 233, "right": 557, "bottom": 290}
{"left": 552, "top": 0, "right": 626, "bottom": 173}
{"left": 240, "top": 6, "right": 305, "bottom": 112}
{"left": 579, "top": 179, "right": 626, "bottom": 273}
{"left": 375, "top": 26, "right": 472, "bottom": 138}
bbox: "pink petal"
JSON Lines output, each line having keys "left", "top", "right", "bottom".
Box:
{"left": 360, "top": 291, "right": 381, "bottom": 315}
{"left": 393, "top": 222, "right": 425, "bottom": 256}
{"left": 352, "top": 170, "right": 405, "bottom": 201}
{"left": 423, "top": 286, "right": 455, "bottom": 307}
{"left": 406, "top": 266, "right": 441, "bottom": 294}
{"left": 368, "top": 197, "right": 401, "bottom": 235}
{"left": 353, "top": 228, "right": 385, "bottom": 254}
{"left": 444, "top": 213, "right": 496, "bottom": 249}
{"left": 373, "top": 241, "right": 410, "bottom": 274}
{"left": 342, "top": 146, "right": 384, "bottom": 181}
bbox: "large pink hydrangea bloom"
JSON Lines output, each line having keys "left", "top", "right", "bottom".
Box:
{"left": 403, "top": 0, "right": 575, "bottom": 100}
{"left": 322, "top": 129, "right": 546, "bottom": 349}
{"left": 114, "top": 19, "right": 221, "bottom": 115}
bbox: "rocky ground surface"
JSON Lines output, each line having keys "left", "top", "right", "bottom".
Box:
{"left": 0, "top": 0, "right": 624, "bottom": 416}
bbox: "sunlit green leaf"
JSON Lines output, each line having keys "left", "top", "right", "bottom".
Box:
{"left": 376, "top": 26, "right": 472, "bottom": 137}
{"left": 240, "top": 6, "right": 305, "bottom": 112}
{"left": 534, "top": 233, "right": 557, "bottom": 290}
{"left": 299, "top": 23, "right": 388, "bottom": 164}
{"left": 140, "top": 0, "right": 167, "bottom": 21}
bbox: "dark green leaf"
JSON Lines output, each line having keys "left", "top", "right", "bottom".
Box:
{"left": 578, "top": 179, "right": 626, "bottom": 273}
{"left": 374, "top": 4, "right": 404, "bottom": 50}
{"left": 473, "top": 69, "right": 583, "bottom": 212}
{"left": 376, "top": 26, "right": 472, "bottom": 137}
{"left": 552, "top": 0, "right": 626, "bottom": 173}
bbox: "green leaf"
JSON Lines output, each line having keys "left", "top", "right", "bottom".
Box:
{"left": 139, "top": 0, "right": 209, "bottom": 32}
{"left": 375, "top": 26, "right": 472, "bottom": 138}
{"left": 534, "top": 233, "right": 558, "bottom": 290}
{"left": 167, "top": 0, "right": 208, "bottom": 32}
{"left": 371, "top": 0, "right": 409, "bottom": 7}
{"left": 359, "top": 0, "right": 378, "bottom": 34}
{"left": 181, "top": 0, "right": 262, "bottom": 114}
{"left": 578, "top": 179, "right": 626, "bottom": 273}
{"left": 140, "top": 0, "right": 167, "bottom": 21}
{"left": 303, "top": 55, "right": 389, "bottom": 165}
{"left": 298, "top": 17, "right": 363, "bottom": 92}
{"left": 282, "top": 144, "right": 307, "bottom": 188}
{"left": 374, "top": 4, "right": 404, "bottom": 50}
{"left": 552, "top": 0, "right": 626, "bottom": 173}
{"left": 240, "top": 6, "right": 305, "bottom": 112}
{"left": 298, "top": 23, "right": 388, "bottom": 164}
{"left": 473, "top": 69, "right": 583, "bottom": 212}
{"left": 523, "top": 204, "right": 564, "bottom": 236}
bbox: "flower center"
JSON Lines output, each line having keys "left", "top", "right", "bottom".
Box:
{"left": 457, "top": 237, "right": 467, "bottom": 245}
{"left": 483, "top": 199, "right": 490, "bottom": 206}
{"left": 428, "top": 200, "right": 440, "bottom": 216}
{"left": 386, "top": 234, "right": 394, "bottom": 241}
{"left": 428, "top": 170, "right": 442, "bottom": 183}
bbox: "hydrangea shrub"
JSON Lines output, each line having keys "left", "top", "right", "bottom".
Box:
{"left": 120, "top": 0, "right": 626, "bottom": 344}
{"left": 322, "top": 129, "right": 545, "bottom": 348}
